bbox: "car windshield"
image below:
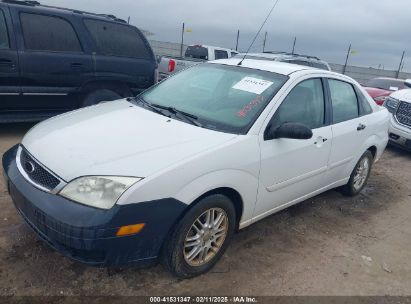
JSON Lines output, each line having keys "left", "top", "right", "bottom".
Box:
{"left": 139, "top": 64, "right": 288, "bottom": 134}
{"left": 366, "top": 78, "right": 405, "bottom": 91}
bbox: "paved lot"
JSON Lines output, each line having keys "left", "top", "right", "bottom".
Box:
{"left": 1, "top": 123, "right": 411, "bottom": 296}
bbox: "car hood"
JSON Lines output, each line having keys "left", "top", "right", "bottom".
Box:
{"left": 364, "top": 87, "right": 391, "bottom": 98}
{"left": 22, "top": 100, "right": 237, "bottom": 182}
{"left": 391, "top": 89, "right": 411, "bottom": 103}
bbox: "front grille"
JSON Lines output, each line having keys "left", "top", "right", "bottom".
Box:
{"left": 19, "top": 148, "right": 61, "bottom": 191}
{"left": 396, "top": 101, "right": 411, "bottom": 127}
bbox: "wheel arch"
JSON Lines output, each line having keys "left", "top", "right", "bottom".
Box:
{"left": 189, "top": 187, "right": 244, "bottom": 230}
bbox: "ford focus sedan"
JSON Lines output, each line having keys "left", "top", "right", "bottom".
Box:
{"left": 2, "top": 58, "right": 390, "bottom": 278}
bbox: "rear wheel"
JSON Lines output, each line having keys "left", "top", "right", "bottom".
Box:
{"left": 161, "top": 194, "right": 236, "bottom": 278}
{"left": 341, "top": 151, "right": 373, "bottom": 196}
{"left": 82, "top": 89, "right": 122, "bottom": 107}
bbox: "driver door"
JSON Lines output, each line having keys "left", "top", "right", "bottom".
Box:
{"left": 255, "top": 78, "right": 332, "bottom": 216}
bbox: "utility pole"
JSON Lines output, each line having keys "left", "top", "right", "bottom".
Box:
{"left": 263, "top": 32, "right": 268, "bottom": 52}
{"left": 180, "top": 22, "right": 185, "bottom": 58}
{"left": 342, "top": 43, "right": 352, "bottom": 75}
{"left": 396, "top": 50, "right": 405, "bottom": 79}
{"left": 292, "top": 37, "right": 297, "bottom": 54}
{"left": 235, "top": 30, "right": 240, "bottom": 51}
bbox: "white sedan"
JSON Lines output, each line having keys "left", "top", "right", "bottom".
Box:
{"left": 2, "top": 58, "right": 390, "bottom": 278}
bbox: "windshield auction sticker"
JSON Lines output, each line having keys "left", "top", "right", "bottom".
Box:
{"left": 232, "top": 77, "right": 274, "bottom": 95}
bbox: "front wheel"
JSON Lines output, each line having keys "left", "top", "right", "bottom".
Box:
{"left": 341, "top": 151, "right": 374, "bottom": 196}
{"left": 161, "top": 194, "right": 236, "bottom": 278}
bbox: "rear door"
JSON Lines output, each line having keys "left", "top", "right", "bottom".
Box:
{"left": 12, "top": 9, "right": 93, "bottom": 110}
{"left": 83, "top": 19, "right": 155, "bottom": 95}
{"left": 326, "top": 78, "right": 369, "bottom": 182}
{"left": 0, "top": 6, "right": 20, "bottom": 108}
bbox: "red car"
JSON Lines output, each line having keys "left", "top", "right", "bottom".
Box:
{"left": 363, "top": 77, "right": 407, "bottom": 105}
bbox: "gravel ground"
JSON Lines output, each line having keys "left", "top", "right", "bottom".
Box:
{"left": 1, "top": 123, "right": 411, "bottom": 296}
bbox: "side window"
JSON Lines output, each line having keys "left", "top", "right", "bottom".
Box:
{"left": 356, "top": 88, "right": 373, "bottom": 115}
{"left": 0, "top": 9, "right": 9, "bottom": 49}
{"left": 84, "top": 19, "right": 150, "bottom": 59}
{"left": 329, "top": 79, "right": 359, "bottom": 124}
{"left": 214, "top": 50, "right": 228, "bottom": 60}
{"left": 270, "top": 78, "right": 325, "bottom": 130}
{"left": 20, "top": 13, "right": 82, "bottom": 52}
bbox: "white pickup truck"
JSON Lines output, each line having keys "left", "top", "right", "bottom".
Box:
{"left": 158, "top": 45, "right": 238, "bottom": 81}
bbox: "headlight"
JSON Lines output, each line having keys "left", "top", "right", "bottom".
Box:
{"left": 60, "top": 176, "right": 142, "bottom": 209}
{"left": 383, "top": 97, "right": 400, "bottom": 114}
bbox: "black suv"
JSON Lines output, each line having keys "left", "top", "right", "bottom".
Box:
{"left": 0, "top": 0, "right": 157, "bottom": 122}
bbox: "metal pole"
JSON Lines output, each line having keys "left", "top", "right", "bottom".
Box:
{"left": 292, "top": 37, "right": 296, "bottom": 54}
{"left": 180, "top": 22, "right": 185, "bottom": 58}
{"left": 396, "top": 50, "right": 405, "bottom": 78}
{"left": 127, "top": 16, "right": 130, "bottom": 24}
{"left": 235, "top": 30, "right": 240, "bottom": 51}
{"left": 263, "top": 32, "right": 267, "bottom": 52}
{"left": 342, "top": 43, "right": 351, "bottom": 75}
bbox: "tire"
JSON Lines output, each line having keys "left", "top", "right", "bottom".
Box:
{"left": 161, "top": 194, "right": 236, "bottom": 278}
{"left": 341, "top": 150, "right": 374, "bottom": 196}
{"left": 82, "top": 89, "right": 122, "bottom": 107}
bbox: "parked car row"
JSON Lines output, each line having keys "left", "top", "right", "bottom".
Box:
{"left": 1, "top": 0, "right": 408, "bottom": 280}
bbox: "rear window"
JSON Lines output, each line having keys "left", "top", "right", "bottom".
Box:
{"left": 20, "top": 13, "right": 82, "bottom": 52}
{"left": 185, "top": 46, "right": 208, "bottom": 60}
{"left": 0, "top": 9, "right": 9, "bottom": 49}
{"left": 84, "top": 19, "right": 151, "bottom": 59}
{"left": 214, "top": 50, "right": 229, "bottom": 60}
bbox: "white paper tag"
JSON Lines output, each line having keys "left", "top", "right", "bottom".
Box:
{"left": 389, "top": 86, "right": 399, "bottom": 91}
{"left": 232, "top": 77, "right": 274, "bottom": 95}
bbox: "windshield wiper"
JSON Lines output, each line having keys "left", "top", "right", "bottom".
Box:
{"left": 128, "top": 97, "right": 171, "bottom": 118}
{"left": 151, "top": 103, "right": 203, "bottom": 127}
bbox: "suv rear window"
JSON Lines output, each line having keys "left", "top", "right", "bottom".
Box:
{"left": 185, "top": 46, "right": 208, "bottom": 60}
{"left": 0, "top": 9, "right": 9, "bottom": 49}
{"left": 84, "top": 19, "right": 150, "bottom": 59}
{"left": 214, "top": 50, "right": 229, "bottom": 60}
{"left": 20, "top": 13, "right": 82, "bottom": 52}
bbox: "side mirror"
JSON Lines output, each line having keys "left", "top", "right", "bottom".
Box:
{"left": 266, "top": 122, "right": 313, "bottom": 140}
{"left": 405, "top": 79, "right": 411, "bottom": 88}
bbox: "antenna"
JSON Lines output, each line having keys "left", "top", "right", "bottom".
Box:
{"left": 237, "top": 0, "right": 281, "bottom": 66}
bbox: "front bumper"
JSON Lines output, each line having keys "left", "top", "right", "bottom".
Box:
{"left": 388, "top": 117, "right": 411, "bottom": 151}
{"left": 2, "top": 145, "right": 187, "bottom": 266}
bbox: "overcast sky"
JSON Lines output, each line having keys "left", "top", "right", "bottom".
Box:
{"left": 42, "top": 0, "right": 411, "bottom": 71}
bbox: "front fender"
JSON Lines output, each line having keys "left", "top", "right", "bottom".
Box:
{"left": 174, "top": 169, "right": 259, "bottom": 224}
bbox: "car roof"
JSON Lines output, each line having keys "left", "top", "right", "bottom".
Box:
{"left": 236, "top": 52, "right": 325, "bottom": 62}
{"left": 211, "top": 58, "right": 321, "bottom": 75}
{"left": 1, "top": 0, "right": 128, "bottom": 24}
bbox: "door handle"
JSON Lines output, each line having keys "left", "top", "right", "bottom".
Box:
{"left": 314, "top": 137, "right": 328, "bottom": 145}
{"left": 357, "top": 123, "right": 366, "bottom": 131}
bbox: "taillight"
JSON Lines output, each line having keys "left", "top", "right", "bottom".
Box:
{"left": 168, "top": 60, "right": 176, "bottom": 73}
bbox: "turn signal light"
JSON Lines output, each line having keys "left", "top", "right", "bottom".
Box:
{"left": 116, "top": 223, "right": 145, "bottom": 237}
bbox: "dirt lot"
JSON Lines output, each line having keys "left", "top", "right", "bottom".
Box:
{"left": 0, "top": 123, "right": 411, "bottom": 296}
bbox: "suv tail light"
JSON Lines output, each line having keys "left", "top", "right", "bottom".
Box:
{"left": 168, "top": 59, "right": 176, "bottom": 73}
